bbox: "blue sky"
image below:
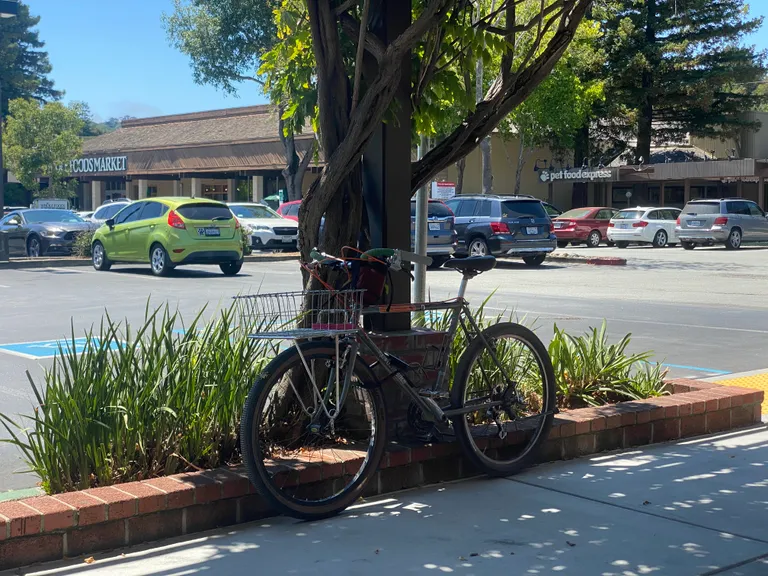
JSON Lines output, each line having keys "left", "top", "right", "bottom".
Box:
{"left": 28, "top": 0, "right": 768, "bottom": 121}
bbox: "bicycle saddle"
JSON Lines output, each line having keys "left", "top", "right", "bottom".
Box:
{"left": 442, "top": 255, "right": 497, "bottom": 274}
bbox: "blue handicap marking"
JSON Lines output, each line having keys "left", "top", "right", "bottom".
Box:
{"left": 0, "top": 338, "right": 122, "bottom": 360}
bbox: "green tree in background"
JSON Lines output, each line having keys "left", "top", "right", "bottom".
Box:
{"left": 0, "top": 1, "right": 61, "bottom": 209}
{"left": 594, "top": 0, "right": 766, "bottom": 163}
{"left": 3, "top": 99, "right": 84, "bottom": 199}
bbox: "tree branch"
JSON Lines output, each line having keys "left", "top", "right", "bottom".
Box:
{"left": 350, "top": 0, "right": 371, "bottom": 114}
{"left": 340, "top": 13, "right": 385, "bottom": 62}
{"left": 334, "top": 0, "right": 358, "bottom": 15}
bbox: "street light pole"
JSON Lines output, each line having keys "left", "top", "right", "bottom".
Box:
{"left": 0, "top": 1, "right": 19, "bottom": 212}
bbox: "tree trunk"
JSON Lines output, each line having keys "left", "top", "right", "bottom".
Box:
{"left": 574, "top": 123, "right": 590, "bottom": 168}
{"left": 279, "top": 110, "right": 314, "bottom": 202}
{"left": 476, "top": 52, "right": 492, "bottom": 194}
{"left": 455, "top": 157, "right": 466, "bottom": 196}
{"left": 513, "top": 134, "right": 527, "bottom": 196}
{"left": 636, "top": 0, "right": 657, "bottom": 164}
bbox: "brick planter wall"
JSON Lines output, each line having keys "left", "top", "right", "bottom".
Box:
{"left": 0, "top": 379, "right": 762, "bottom": 570}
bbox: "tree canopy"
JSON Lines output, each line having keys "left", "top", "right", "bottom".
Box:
{"left": 3, "top": 99, "right": 84, "bottom": 199}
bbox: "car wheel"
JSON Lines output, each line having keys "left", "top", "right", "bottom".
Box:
{"left": 725, "top": 228, "right": 742, "bottom": 250}
{"left": 92, "top": 241, "right": 112, "bottom": 271}
{"left": 682, "top": 242, "right": 695, "bottom": 251}
{"left": 150, "top": 244, "right": 173, "bottom": 276}
{"left": 468, "top": 237, "right": 489, "bottom": 257}
{"left": 522, "top": 254, "right": 546, "bottom": 266}
{"left": 652, "top": 229, "right": 668, "bottom": 248}
{"left": 586, "top": 230, "right": 601, "bottom": 248}
{"left": 220, "top": 261, "right": 243, "bottom": 276}
{"left": 616, "top": 242, "right": 629, "bottom": 249}
{"left": 606, "top": 241, "right": 615, "bottom": 247}
{"left": 26, "top": 236, "right": 43, "bottom": 258}
{"left": 556, "top": 241, "right": 569, "bottom": 249}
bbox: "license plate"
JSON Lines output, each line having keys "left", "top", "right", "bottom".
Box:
{"left": 429, "top": 223, "right": 441, "bottom": 231}
{"left": 554, "top": 222, "right": 565, "bottom": 228}
{"left": 689, "top": 220, "right": 702, "bottom": 227}
{"left": 526, "top": 226, "right": 539, "bottom": 235}
{"left": 281, "top": 237, "right": 293, "bottom": 242}
{"left": 620, "top": 223, "right": 630, "bottom": 229}
{"left": 198, "top": 227, "right": 220, "bottom": 237}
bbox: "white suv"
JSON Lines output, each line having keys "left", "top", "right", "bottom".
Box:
{"left": 607, "top": 207, "right": 681, "bottom": 248}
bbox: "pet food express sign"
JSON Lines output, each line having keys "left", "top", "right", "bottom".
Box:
{"left": 539, "top": 168, "right": 611, "bottom": 183}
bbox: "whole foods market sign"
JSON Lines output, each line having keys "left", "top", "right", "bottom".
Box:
{"left": 67, "top": 156, "right": 128, "bottom": 174}
{"left": 539, "top": 168, "right": 611, "bottom": 183}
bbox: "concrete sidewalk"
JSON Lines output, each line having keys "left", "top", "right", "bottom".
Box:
{"left": 10, "top": 425, "right": 768, "bottom": 576}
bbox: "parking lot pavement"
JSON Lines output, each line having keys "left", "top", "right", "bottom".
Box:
{"left": 1, "top": 250, "right": 768, "bottom": 491}
{"left": 17, "top": 426, "right": 768, "bottom": 576}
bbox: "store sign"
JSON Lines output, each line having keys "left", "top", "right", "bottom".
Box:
{"left": 539, "top": 168, "right": 611, "bottom": 183}
{"left": 66, "top": 156, "right": 128, "bottom": 174}
{"left": 431, "top": 181, "right": 456, "bottom": 200}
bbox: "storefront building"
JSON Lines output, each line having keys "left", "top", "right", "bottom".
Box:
{"left": 71, "top": 105, "right": 319, "bottom": 210}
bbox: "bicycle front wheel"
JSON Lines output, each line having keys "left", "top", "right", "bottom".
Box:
{"left": 240, "top": 341, "right": 387, "bottom": 520}
{"left": 451, "top": 322, "right": 556, "bottom": 476}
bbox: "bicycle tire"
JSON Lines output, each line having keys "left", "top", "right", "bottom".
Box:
{"left": 240, "top": 340, "right": 387, "bottom": 520}
{"left": 451, "top": 322, "right": 556, "bottom": 476}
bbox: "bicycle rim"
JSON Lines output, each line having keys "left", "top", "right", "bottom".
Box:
{"left": 242, "top": 344, "right": 385, "bottom": 519}
{"left": 452, "top": 323, "right": 555, "bottom": 474}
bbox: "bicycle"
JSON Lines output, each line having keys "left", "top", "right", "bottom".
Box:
{"left": 237, "top": 249, "right": 556, "bottom": 520}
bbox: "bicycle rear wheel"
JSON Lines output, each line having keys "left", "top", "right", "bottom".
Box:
{"left": 240, "top": 340, "right": 386, "bottom": 520}
{"left": 451, "top": 322, "right": 556, "bottom": 476}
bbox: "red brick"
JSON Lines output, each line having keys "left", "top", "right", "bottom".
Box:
{"left": 143, "top": 477, "right": 194, "bottom": 510}
{"left": 718, "top": 396, "right": 732, "bottom": 410}
{"left": 755, "top": 404, "right": 763, "bottom": 422}
{"left": 595, "top": 428, "right": 624, "bottom": 452}
{"left": 624, "top": 423, "right": 652, "bottom": 447}
{"left": 410, "top": 445, "right": 432, "bottom": 462}
{"left": 620, "top": 412, "right": 637, "bottom": 427}
{"left": 705, "top": 398, "right": 719, "bottom": 412}
{"left": 558, "top": 421, "right": 576, "bottom": 437}
{"left": 127, "top": 509, "right": 183, "bottom": 546}
{"left": 538, "top": 439, "right": 562, "bottom": 462}
{"left": 66, "top": 519, "right": 125, "bottom": 557}
{"left": 322, "top": 460, "right": 344, "bottom": 479}
{"left": 174, "top": 472, "right": 221, "bottom": 505}
{"left": 664, "top": 405, "right": 680, "bottom": 418}
{"left": 298, "top": 464, "right": 323, "bottom": 484}
{"left": 548, "top": 423, "right": 561, "bottom": 439}
{"left": 52, "top": 492, "right": 105, "bottom": 527}
{"left": 185, "top": 500, "right": 238, "bottom": 534}
{"left": 562, "top": 434, "right": 595, "bottom": 458}
{"left": 605, "top": 414, "right": 622, "bottom": 429}
{"left": 653, "top": 418, "right": 681, "bottom": 442}
{"left": 731, "top": 393, "right": 748, "bottom": 407}
{"left": 0, "top": 516, "right": 5, "bottom": 541}
{"left": 0, "top": 501, "right": 40, "bottom": 538}
{"left": 84, "top": 487, "right": 136, "bottom": 521}
{"left": 681, "top": 414, "right": 706, "bottom": 438}
{"left": 732, "top": 405, "right": 757, "bottom": 428}
{"left": 238, "top": 495, "right": 272, "bottom": 524}
{"left": 636, "top": 410, "right": 651, "bottom": 424}
{"left": 386, "top": 447, "right": 412, "bottom": 468}
{"left": 0, "top": 533, "right": 63, "bottom": 570}
{"left": 590, "top": 416, "right": 606, "bottom": 432}
{"left": 678, "top": 402, "right": 693, "bottom": 417}
{"left": 204, "top": 469, "right": 250, "bottom": 500}
{"left": 706, "top": 409, "right": 731, "bottom": 433}
{"left": 431, "top": 443, "right": 455, "bottom": 458}
{"left": 22, "top": 496, "right": 75, "bottom": 532}
{"left": 691, "top": 400, "right": 706, "bottom": 415}
{"left": 753, "top": 391, "right": 765, "bottom": 404}
{"left": 649, "top": 406, "right": 665, "bottom": 421}
{"left": 116, "top": 482, "right": 167, "bottom": 515}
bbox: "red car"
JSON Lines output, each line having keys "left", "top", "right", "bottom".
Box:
{"left": 276, "top": 200, "right": 301, "bottom": 222}
{"left": 553, "top": 207, "right": 618, "bottom": 248}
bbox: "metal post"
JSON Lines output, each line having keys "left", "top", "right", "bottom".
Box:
{"left": 413, "top": 135, "right": 428, "bottom": 307}
{"left": 759, "top": 177, "right": 765, "bottom": 210}
{"left": 0, "top": 81, "right": 5, "bottom": 212}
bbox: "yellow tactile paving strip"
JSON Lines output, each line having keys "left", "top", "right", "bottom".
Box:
{"left": 714, "top": 373, "right": 768, "bottom": 414}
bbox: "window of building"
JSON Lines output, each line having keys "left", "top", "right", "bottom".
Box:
{"left": 147, "top": 186, "right": 158, "bottom": 198}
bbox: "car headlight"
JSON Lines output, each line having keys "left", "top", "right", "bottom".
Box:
{"left": 42, "top": 230, "right": 63, "bottom": 238}
{"left": 254, "top": 225, "right": 271, "bottom": 232}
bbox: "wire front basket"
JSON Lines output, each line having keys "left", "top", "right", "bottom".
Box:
{"left": 235, "top": 289, "right": 366, "bottom": 339}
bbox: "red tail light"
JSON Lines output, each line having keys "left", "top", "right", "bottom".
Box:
{"left": 676, "top": 217, "right": 680, "bottom": 225}
{"left": 235, "top": 218, "right": 241, "bottom": 230}
{"left": 632, "top": 221, "right": 648, "bottom": 228}
{"left": 608, "top": 222, "right": 615, "bottom": 228}
{"left": 714, "top": 216, "right": 728, "bottom": 226}
{"left": 168, "top": 209, "right": 186, "bottom": 229}
{"left": 549, "top": 222, "right": 555, "bottom": 233}
{"left": 489, "top": 222, "right": 510, "bottom": 234}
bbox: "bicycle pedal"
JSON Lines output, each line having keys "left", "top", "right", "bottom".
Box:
{"left": 417, "top": 389, "right": 449, "bottom": 400}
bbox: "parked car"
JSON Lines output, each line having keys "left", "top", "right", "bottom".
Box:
{"left": 3, "top": 206, "right": 27, "bottom": 216}
{"left": 91, "top": 198, "right": 243, "bottom": 276}
{"left": 228, "top": 202, "right": 298, "bottom": 250}
{"left": 607, "top": 207, "right": 681, "bottom": 248}
{"left": 77, "top": 211, "right": 95, "bottom": 220}
{"left": 541, "top": 202, "right": 562, "bottom": 218}
{"left": 444, "top": 194, "right": 556, "bottom": 266}
{"left": 276, "top": 200, "right": 301, "bottom": 222}
{"left": 91, "top": 199, "right": 132, "bottom": 223}
{"left": 410, "top": 199, "right": 458, "bottom": 266}
{"left": 676, "top": 198, "right": 768, "bottom": 250}
{"left": 553, "top": 207, "right": 618, "bottom": 248}
{"left": 0, "top": 209, "right": 95, "bottom": 257}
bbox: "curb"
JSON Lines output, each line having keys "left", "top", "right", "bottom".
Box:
{"left": 548, "top": 254, "right": 627, "bottom": 266}
{"left": 0, "top": 379, "right": 761, "bottom": 570}
{"left": 0, "top": 253, "right": 300, "bottom": 271}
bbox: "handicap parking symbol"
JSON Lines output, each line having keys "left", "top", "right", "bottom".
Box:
{"left": 0, "top": 338, "right": 121, "bottom": 360}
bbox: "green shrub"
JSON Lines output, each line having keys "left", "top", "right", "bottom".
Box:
{"left": 72, "top": 230, "right": 95, "bottom": 258}
{"left": 549, "top": 320, "right": 668, "bottom": 408}
{"left": 241, "top": 225, "right": 253, "bottom": 256}
{"left": 0, "top": 301, "right": 272, "bottom": 493}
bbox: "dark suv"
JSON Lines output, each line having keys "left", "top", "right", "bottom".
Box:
{"left": 445, "top": 195, "right": 556, "bottom": 265}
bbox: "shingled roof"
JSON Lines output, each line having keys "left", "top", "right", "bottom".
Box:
{"left": 82, "top": 105, "right": 314, "bottom": 154}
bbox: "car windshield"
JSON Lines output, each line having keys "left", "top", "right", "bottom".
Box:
{"left": 613, "top": 210, "right": 646, "bottom": 220}
{"left": 501, "top": 200, "right": 547, "bottom": 219}
{"left": 23, "top": 210, "right": 85, "bottom": 224}
{"left": 683, "top": 202, "right": 720, "bottom": 215}
{"left": 559, "top": 208, "right": 593, "bottom": 219}
{"left": 230, "top": 205, "right": 279, "bottom": 219}
{"left": 410, "top": 201, "right": 454, "bottom": 218}
{"left": 176, "top": 203, "right": 233, "bottom": 221}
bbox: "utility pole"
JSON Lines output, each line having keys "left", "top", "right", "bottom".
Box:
{"left": 413, "top": 134, "right": 429, "bottom": 310}
{"left": 0, "top": 1, "right": 19, "bottom": 212}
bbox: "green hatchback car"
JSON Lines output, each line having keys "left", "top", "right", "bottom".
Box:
{"left": 91, "top": 197, "right": 244, "bottom": 276}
